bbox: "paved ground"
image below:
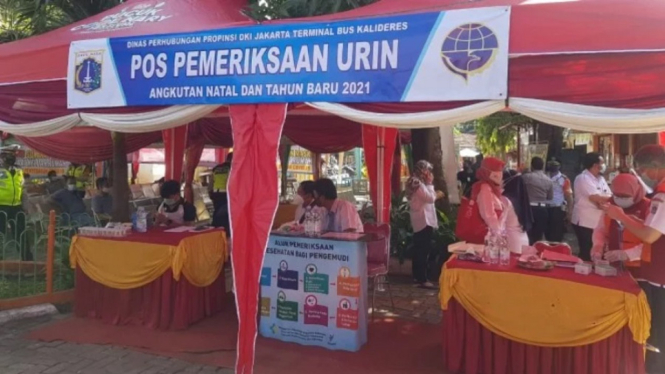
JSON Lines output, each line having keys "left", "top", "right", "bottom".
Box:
{"left": 0, "top": 315, "right": 233, "bottom": 374}
{"left": 0, "top": 274, "right": 438, "bottom": 374}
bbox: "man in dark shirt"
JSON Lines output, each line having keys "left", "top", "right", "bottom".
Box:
{"left": 521, "top": 157, "right": 554, "bottom": 244}
{"left": 156, "top": 180, "right": 197, "bottom": 226}
{"left": 51, "top": 177, "right": 93, "bottom": 226}
{"left": 457, "top": 161, "right": 476, "bottom": 198}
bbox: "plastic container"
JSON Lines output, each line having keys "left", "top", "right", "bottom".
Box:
{"left": 594, "top": 264, "right": 618, "bottom": 277}
{"left": 135, "top": 207, "right": 148, "bottom": 233}
{"left": 574, "top": 263, "right": 592, "bottom": 275}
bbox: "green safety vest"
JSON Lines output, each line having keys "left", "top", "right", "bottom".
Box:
{"left": 65, "top": 165, "right": 88, "bottom": 190}
{"left": 212, "top": 164, "right": 230, "bottom": 193}
{"left": 0, "top": 168, "right": 23, "bottom": 206}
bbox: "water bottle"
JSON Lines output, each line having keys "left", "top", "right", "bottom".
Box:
{"left": 135, "top": 206, "right": 148, "bottom": 233}
{"left": 312, "top": 209, "right": 321, "bottom": 237}
{"left": 488, "top": 231, "right": 499, "bottom": 265}
{"left": 482, "top": 231, "right": 492, "bottom": 263}
{"left": 498, "top": 230, "right": 510, "bottom": 266}
{"left": 304, "top": 207, "right": 313, "bottom": 236}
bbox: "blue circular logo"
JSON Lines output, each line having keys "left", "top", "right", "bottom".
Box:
{"left": 441, "top": 23, "right": 499, "bottom": 80}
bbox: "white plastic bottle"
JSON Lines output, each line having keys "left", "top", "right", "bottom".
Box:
{"left": 488, "top": 230, "right": 499, "bottom": 265}
{"left": 136, "top": 206, "right": 148, "bottom": 233}
{"left": 498, "top": 230, "right": 510, "bottom": 266}
{"left": 312, "top": 209, "right": 321, "bottom": 236}
{"left": 304, "top": 206, "right": 313, "bottom": 236}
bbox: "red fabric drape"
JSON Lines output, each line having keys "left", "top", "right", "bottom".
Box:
{"left": 18, "top": 129, "right": 160, "bottom": 163}
{"left": 442, "top": 298, "right": 644, "bottom": 374}
{"left": 215, "top": 148, "right": 228, "bottom": 164}
{"left": 281, "top": 116, "right": 361, "bottom": 153}
{"left": 362, "top": 125, "right": 398, "bottom": 224}
{"left": 183, "top": 143, "right": 205, "bottom": 203}
{"left": 391, "top": 138, "right": 402, "bottom": 196}
{"left": 131, "top": 151, "right": 140, "bottom": 184}
{"left": 229, "top": 104, "right": 287, "bottom": 374}
{"left": 659, "top": 133, "right": 665, "bottom": 146}
{"left": 74, "top": 268, "right": 226, "bottom": 331}
{"left": 162, "top": 126, "right": 188, "bottom": 181}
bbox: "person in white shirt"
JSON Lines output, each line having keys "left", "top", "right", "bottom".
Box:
{"left": 571, "top": 153, "right": 611, "bottom": 261}
{"left": 407, "top": 160, "right": 444, "bottom": 289}
{"left": 294, "top": 181, "right": 318, "bottom": 224}
{"left": 313, "top": 178, "right": 363, "bottom": 233}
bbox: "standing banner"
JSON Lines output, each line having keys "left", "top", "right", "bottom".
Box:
{"left": 68, "top": 7, "right": 510, "bottom": 108}
{"left": 16, "top": 149, "right": 69, "bottom": 177}
{"left": 259, "top": 234, "right": 368, "bottom": 351}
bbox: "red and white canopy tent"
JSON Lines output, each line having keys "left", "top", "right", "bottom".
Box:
{"left": 2, "top": 0, "right": 665, "bottom": 373}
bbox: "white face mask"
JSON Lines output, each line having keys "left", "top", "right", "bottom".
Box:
{"left": 293, "top": 195, "right": 304, "bottom": 206}
{"left": 67, "top": 184, "right": 76, "bottom": 191}
{"left": 599, "top": 164, "right": 607, "bottom": 174}
{"left": 489, "top": 171, "right": 503, "bottom": 186}
{"left": 613, "top": 196, "right": 634, "bottom": 209}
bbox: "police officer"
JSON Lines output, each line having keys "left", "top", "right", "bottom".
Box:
{"left": 0, "top": 146, "right": 32, "bottom": 261}
{"left": 210, "top": 152, "right": 232, "bottom": 235}
{"left": 65, "top": 162, "right": 91, "bottom": 199}
{"left": 546, "top": 160, "right": 573, "bottom": 242}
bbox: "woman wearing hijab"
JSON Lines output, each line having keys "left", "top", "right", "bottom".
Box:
{"left": 473, "top": 157, "right": 529, "bottom": 253}
{"left": 591, "top": 173, "right": 651, "bottom": 275}
{"left": 408, "top": 160, "right": 444, "bottom": 288}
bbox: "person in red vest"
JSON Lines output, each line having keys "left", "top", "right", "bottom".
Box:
{"left": 603, "top": 144, "right": 665, "bottom": 373}
{"left": 591, "top": 173, "right": 651, "bottom": 277}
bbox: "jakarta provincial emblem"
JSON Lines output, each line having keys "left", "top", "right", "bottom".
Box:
{"left": 74, "top": 51, "right": 103, "bottom": 94}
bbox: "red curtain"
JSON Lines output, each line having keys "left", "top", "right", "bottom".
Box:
{"left": 131, "top": 151, "right": 140, "bottom": 184}
{"left": 229, "top": 104, "right": 287, "bottom": 374}
{"left": 659, "top": 132, "right": 665, "bottom": 146}
{"left": 162, "top": 126, "right": 188, "bottom": 181}
{"left": 362, "top": 125, "right": 398, "bottom": 224}
{"left": 183, "top": 143, "right": 205, "bottom": 203}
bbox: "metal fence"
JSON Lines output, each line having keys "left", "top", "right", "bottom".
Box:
{"left": 0, "top": 210, "right": 90, "bottom": 301}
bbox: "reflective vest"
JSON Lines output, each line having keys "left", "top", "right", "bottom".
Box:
{"left": 605, "top": 198, "right": 651, "bottom": 267}
{"left": 212, "top": 163, "right": 230, "bottom": 193}
{"left": 65, "top": 165, "right": 88, "bottom": 190}
{"left": 0, "top": 168, "right": 23, "bottom": 206}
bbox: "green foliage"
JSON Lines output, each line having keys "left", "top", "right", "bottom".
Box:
{"left": 474, "top": 113, "right": 533, "bottom": 157}
{"left": 390, "top": 190, "right": 457, "bottom": 264}
{"left": 0, "top": 0, "right": 122, "bottom": 43}
{"left": 247, "top": 0, "right": 377, "bottom": 20}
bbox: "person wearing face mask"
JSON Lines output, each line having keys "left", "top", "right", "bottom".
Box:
{"left": 591, "top": 173, "right": 650, "bottom": 274}
{"left": 155, "top": 180, "right": 197, "bottom": 226}
{"left": 473, "top": 157, "right": 529, "bottom": 253}
{"left": 294, "top": 181, "right": 318, "bottom": 224}
{"left": 571, "top": 152, "right": 611, "bottom": 261}
{"left": 64, "top": 162, "right": 91, "bottom": 199}
{"left": 51, "top": 176, "right": 92, "bottom": 226}
{"left": 45, "top": 170, "right": 65, "bottom": 194}
{"left": 603, "top": 144, "right": 665, "bottom": 374}
{"left": 408, "top": 160, "right": 445, "bottom": 289}
{"left": 91, "top": 177, "right": 113, "bottom": 217}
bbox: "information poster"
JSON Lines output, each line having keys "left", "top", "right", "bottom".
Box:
{"left": 259, "top": 234, "right": 368, "bottom": 351}
{"left": 16, "top": 149, "right": 69, "bottom": 177}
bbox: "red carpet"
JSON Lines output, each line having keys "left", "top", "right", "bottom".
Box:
{"left": 28, "top": 313, "right": 442, "bottom": 374}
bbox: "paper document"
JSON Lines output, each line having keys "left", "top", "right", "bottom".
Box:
{"left": 164, "top": 226, "right": 193, "bottom": 233}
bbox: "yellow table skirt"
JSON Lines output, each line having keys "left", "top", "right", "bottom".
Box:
{"left": 440, "top": 259, "right": 651, "bottom": 347}
{"left": 70, "top": 230, "right": 228, "bottom": 290}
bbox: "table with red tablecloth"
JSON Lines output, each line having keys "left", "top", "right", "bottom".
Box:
{"left": 70, "top": 227, "right": 228, "bottom": 330}
{"left": 440, "top": 256, "right": 651, "bottom": 374}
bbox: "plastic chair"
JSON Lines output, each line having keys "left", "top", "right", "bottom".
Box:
{"left": 363, "top": 223, "right": 395, "bottom": 321}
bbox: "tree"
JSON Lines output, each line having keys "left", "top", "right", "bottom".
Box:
{"left": 247, "top": 0, "right": 376, "bottom": 20}
{"left": 474, "top": 113, "right": 532, "bottom": 158}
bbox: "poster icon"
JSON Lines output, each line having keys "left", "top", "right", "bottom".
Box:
{"left": 277, "top": 261, "right": 299, "bottom": 290}
{"left": 73, "top": 50, "right": 103, "bottom": 94}
{"left": 304, "top": 295, "right": 329, "bottom": 327}
{"left": 260, "top": 297, "right": 271, "bottom": 317}
{"left": 336, "top": 298, "right": 359, "bottom": 330}
{"left": 304, "top": 263, "right": 329, "bottom": 294}
{"left": 260, "top": 267, "right": 272, "bottom": 287}
{"left": 276, "top": 291, "right": 299, "bottom": 322}
{"left": 337, "top": 266, "right": 360, "bottom": 297}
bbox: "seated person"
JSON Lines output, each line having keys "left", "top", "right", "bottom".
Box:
{"left": 313, "top": 178, "right": 363, "bottom": 233}
{"left": 45, "top": 170, "right": 66, "bottom": 194}
{"left": 155, "top": 180, "right": 197, "bottom": 226}
{"left": 294, "top": 181, "right": 319, "bottom": 224}
{"left": 50, "top": 177, "right": 92, "bottom": 225}
{"left": 91, "top": 177, "right": 113, "bottom": 222}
